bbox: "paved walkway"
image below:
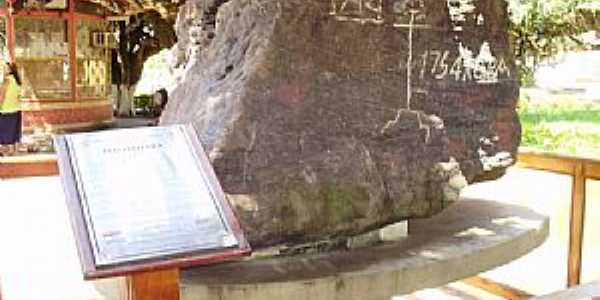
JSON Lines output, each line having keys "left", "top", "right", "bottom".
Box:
{"left": 0, "top": 166, "right": 597, "bottom": 299}
{"left": 0, "top": 176, "right": 123, "bottom": 300}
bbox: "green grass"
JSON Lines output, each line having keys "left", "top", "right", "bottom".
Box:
{"left": 518, "top": 95, "right": 600, "bottom": 158}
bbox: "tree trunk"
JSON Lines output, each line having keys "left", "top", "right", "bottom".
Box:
{"left": 111, "top": 11, "right": 176, "bottom": 117}
{"left": 116, "top": 84, "right": 137, "bottom": 117}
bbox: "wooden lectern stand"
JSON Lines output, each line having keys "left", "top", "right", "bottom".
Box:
{"left": 125, "top": 269, "right": 180, "bottom": 300}
{"left": 54, "top": 125, "right": 251, "bottom": 299}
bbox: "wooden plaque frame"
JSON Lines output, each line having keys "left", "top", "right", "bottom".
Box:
{"left": 54, "top": 124, "right": 251, "bottom": 280}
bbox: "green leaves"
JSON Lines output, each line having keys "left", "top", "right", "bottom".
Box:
{"left": 508, "top": 0, "right": 599, "bottom": 85}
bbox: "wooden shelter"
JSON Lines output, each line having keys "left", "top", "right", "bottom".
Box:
{"left": 0, "top": 0, "right": 137, "bottom": 132}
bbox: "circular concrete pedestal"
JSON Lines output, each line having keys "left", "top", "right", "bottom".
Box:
{"left": 182, "top": 197, "right": 549, "bottom": 300}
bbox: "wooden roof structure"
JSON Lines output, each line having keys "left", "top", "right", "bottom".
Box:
{"left": 85, "top": 0, "right": 178, "bottom": 17}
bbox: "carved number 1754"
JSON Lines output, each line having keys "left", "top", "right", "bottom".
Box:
{"left": 418, "top": 50, "right": 511, "bottom": 82}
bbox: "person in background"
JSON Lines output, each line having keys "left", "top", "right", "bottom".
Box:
{"left": 153, "top": 88, "right": 168, "bottom": 117}
{"left": 0, "top": 62, "right": 22, "bottom": 156}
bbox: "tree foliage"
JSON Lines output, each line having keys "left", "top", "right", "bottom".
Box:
{"left": 508, "top": 0, "right": 600, "bottom": 85}
{"left": 116, "top": 11, "right": 177, "bottom": 86}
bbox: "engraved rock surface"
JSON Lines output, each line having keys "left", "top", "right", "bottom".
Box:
{"left": 161, "top": 0, "right": 521, "bottom": 248}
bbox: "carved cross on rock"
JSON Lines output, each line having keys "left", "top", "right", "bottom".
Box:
{"left": 162, "top": 0, "right": 520, "bottom": 248}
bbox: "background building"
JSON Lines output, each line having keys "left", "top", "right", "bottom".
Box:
{"left": 0, "top": 0, "right": 176, "bottom": 132}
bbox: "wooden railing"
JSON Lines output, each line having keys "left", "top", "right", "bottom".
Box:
{"left": 465, "top": 149, "right": 600, "bottom": 299}
{"left": 517, "top": 149, "right": 600, "bottom": 287}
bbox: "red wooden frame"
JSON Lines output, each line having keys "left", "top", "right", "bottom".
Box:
{"left": 68, "top": 0, "right": 77, "bottom": 101}
{"left": 6, "top": 0, "right": 15, "bottom": 63}
{"left": 0, "top": 8, "right": 107, "bottom": 17}
{"left": 1, "top": 0, "right": 109, "bottom": 105}
{"left": 0, "top": 8, "right": 105, "bottom": 21}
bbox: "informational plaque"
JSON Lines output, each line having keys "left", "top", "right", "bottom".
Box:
{"left": 54, "top": 124, "right": 251, "bottom": 279}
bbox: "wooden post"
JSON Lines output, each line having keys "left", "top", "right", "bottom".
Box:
{"left": 6, "top": 0, "right": 15, "bottom": 63}
{"left": 67, "top": 0, "right": 78, "bottom": 102}
{"left": 125, "top": 269, "right": 180, "bottom": 300}
{"left": 567, "top": 162, "right": 586, "bottom": 287}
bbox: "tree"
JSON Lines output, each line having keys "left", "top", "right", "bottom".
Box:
{"left": 114, "top": 10, "right": 177, "bottom": 116}
{"left": 508, "top": 0, "right": 600, "bottom": 85}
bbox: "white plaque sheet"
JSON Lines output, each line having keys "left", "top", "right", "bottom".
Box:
{"left": 65, "top": 125, "right": 238, "bottom": 266}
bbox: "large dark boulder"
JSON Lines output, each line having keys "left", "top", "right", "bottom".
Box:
{"left": 162, "top": 0, "right": 520, "bottom": 248}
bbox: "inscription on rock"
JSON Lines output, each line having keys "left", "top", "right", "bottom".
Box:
{"left": 163, "top": 0, "right": 520, "bottom": 248}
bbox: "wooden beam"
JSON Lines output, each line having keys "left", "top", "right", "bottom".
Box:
{"left": 0, "top": 158, "right": 58, "bottom": 178}
{"left": 75, "top": 12, "right": 107, "bottom": 22}
{"left": 20, "top": 96, "right": 110, "bottom": 103}
{"left": 517, "top": 152, "right": 575, "bottom": 175}
{"left": 518, "top": 149, "right": 600, "bottom": 175}
{"left": 0, "top": 9, "right": 104, "bottom": 21}
{"left": 568, "top": 163, "right": 587, "bottom": 287}
{"left": 14, "top": 10, "right": 65, "bottom": 18}
{"left": 125, "top": 269, "right": 180, "bottom": 300}
{"left": 584, "top": 160, "right": 600, "bottom": 180}
{"left": 463, "top": 276, "right": 532, "bottom": 300}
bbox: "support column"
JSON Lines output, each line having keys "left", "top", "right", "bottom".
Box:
{"left": 68, "top": 0, "right": 77, "bottom": 101}
{"left": 125, "top": 269, "right": 180, "bottom": 300}
{"left": 6, "top": 0, "right": 15, "bottom": 63}
{"left": 568, "top": 162, "right": 587, "bottom": 287}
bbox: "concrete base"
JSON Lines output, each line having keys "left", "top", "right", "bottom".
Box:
{"left": 182, "top": 198, "right": 549, "bottom": 300}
